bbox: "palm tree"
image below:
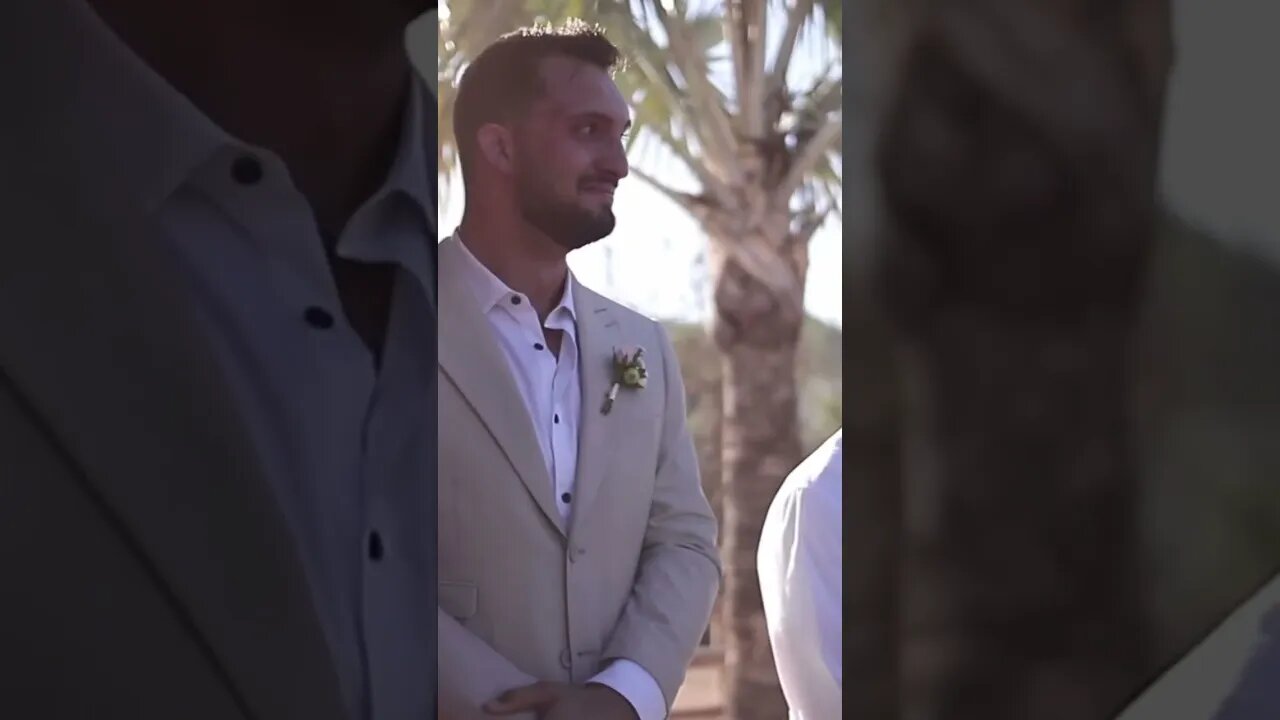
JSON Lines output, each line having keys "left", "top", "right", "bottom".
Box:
{"left": 874, "top": 0, "right": 1173, "bottom": 717}
{"left": 432, "top": 2, "right": 842, "bottom": 718}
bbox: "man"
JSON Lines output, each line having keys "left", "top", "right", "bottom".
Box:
{"left": 435, "top": 22, "right": 722, "bottom": 720}
{"left": 0, "top": 1, "right": 437, "bottom": 719}
{"left": 758, "top": 429, "right": 843, "bottom": 719}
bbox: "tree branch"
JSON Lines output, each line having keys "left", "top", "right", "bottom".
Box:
{"left": 651, "top": 1, "right": 740, "bottom": 173}
{"left": 728, "top": 0, "right": 769, "bottom": 137}
{"left": 631, "top": 165, "right": 701, "bottom": 213}
{"left": 607, "top": 3, "right": 738, "bottom": 182}
{"left": 769, "top": 0, "right": 815, "bottom": 105}
{"left": 777, "top": 114, "right": 842, "bottom": 200}
{"left": 646, "top": 125, "right": 732, "bottom": 201}
{"left": 796, "top": 206, "right": 830, "bottom": 244}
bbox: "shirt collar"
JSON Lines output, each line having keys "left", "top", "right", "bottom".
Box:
{"left": 14, "top": 0, "right": 235, "bottom": 217}
{"left": 381, "top": 78, "right": 434, "bottom": 215}
{"left": 447, "top": 233, "right": 579, "bottom": 326}
{"left": 12, "top": 0, "right": 433, "bottom": 223}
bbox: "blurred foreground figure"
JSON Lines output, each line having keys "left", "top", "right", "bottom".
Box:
{"left": 0, "top": 1, "right": 438, "bottom": 718}
{"left": 875, "top": 0, "right": 1173, "bottom": 717}
{"left": 758, "top": 430, "right": 844, "bottom": 719}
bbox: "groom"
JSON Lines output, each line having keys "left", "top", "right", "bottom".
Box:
{"left": 437, "top": 22, "right": 721, "bottom": 720}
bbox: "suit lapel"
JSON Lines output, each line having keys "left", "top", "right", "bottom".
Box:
{"left": 0, "top": 177, "right": 347, "bottom": 720}
{"left": 569, "top": 284, "right": 621, "bottom": 535}
{"left": 437, "top": 239, "right": 565, "bottom": 536}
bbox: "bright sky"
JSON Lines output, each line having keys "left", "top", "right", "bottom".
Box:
{"left": 434, "top": 4, "right": 844, "bottom": 329}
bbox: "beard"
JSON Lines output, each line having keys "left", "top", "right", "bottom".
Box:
{"left": 516, "top": 172, "right": 617, "bottom": 251}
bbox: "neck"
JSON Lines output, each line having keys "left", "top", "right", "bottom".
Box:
{"left": 87, "top": 0, "right": 413, "bottom": 232}
{"left": 458, "top": 206, "right": 571, "bottom": 321}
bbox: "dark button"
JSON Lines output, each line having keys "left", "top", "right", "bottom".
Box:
{"left": 367, "top": 531, "right": 384, "bottom": 561}
{"left": 231, "top": 155, "right": 263, "bottom": 185}
{"left": 304, "top": 306, "right": 335, "bottom": 329}
{"left": 510, "top": 296, "right": 522, "bottom": 305}
{"left": 534, "top": 342, "right": 544, "bottom": 351}
{"left": 554, "top": 414, "right": 560, "bottom": 424}
{"left": 561, "top": 492, "right": 572, "bottom": 503}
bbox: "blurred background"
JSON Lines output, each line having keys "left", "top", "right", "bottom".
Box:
{"left": 416, "top": 0, "right": 1280, "bottom": 717}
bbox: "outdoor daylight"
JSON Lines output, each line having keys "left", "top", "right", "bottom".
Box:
{"left": 426, "top": 1, "right": 842, "bottom": 718}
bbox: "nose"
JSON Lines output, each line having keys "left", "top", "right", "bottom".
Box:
{"left": 602, "top": 140, "right": 629, "bottom": 180}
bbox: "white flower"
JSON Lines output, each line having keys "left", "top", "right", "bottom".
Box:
{"left": 602, "top": 345, "right": 647, "bottom": 414}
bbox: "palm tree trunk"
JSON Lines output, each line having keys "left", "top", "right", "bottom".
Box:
{"left": 712, "top": 224, "right": 806, "bottom": 720}
{"left": 874, "top": 1, "right": 1173, "bottom": 717}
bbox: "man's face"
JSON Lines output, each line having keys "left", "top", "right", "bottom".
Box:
{"left": 511, "top": 55, "right": 631, "bottom": 251}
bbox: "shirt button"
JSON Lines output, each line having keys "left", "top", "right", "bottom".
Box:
{"left": 510, "top": 296, "right": 522, "bottom": 306}
{"left": 367, "top": 531, "right": 385, "bottom": 561}
{"left": 304, "top": 306, "right": 335, "bottom": 329}
{"left": 561, "top": 492, "right": 572, "bottom": 503}
{"left": 534, "top": 342, "right": 544, "bottom": 351}
{"left": 231, "top": 155, "right": 263, "bottom": 185}
{"left": 554, "top": 414, "right": 560, "bottom": 424}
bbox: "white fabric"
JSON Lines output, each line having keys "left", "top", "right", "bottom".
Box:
{"left": 449, "top": 234, "right": 580, "bottom": 525}
{"left": 759, "top": 429, "right": 844, "bottom": 720}
{"left": 448, "top": 233, "right": 668, "bottom": 720}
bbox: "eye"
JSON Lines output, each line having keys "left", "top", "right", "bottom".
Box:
{"left": 575, "top": 122, "right": 598, "bottom": 137}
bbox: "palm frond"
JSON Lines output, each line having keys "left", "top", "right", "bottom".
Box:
{"left": 436, "top": 0, "right": 844, "bottom": 219}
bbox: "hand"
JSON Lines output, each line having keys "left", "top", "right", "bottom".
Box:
{"left": 483, "top": 681, "right": 566, "bottom": 716}
{"left": 484, "top": 681, "right": 638, "bottom": 720}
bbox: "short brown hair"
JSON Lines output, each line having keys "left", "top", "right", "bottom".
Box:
{"left": 452, "top": 19, "right": 622, "bottom": 178}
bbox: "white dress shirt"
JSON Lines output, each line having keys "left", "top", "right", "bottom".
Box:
{"left": 40, "top": 2, "right": 440, "bottom": 718}
{"left": 758, "top": 430, "right": 844, "bottom": 720}
{"left": 448, "top": 233, "right": 669, "bottom": 720}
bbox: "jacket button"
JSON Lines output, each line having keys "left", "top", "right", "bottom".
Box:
{"left": 559, "top": 648, "right": 572, "bottom": 669}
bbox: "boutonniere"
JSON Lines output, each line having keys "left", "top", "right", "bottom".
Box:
{"left": 602, "top": 346, "right": 647, "bottom": 415}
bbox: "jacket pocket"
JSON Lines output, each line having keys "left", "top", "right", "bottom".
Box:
{"left": 439, "top": 581, "right": 478, "bottom": 620}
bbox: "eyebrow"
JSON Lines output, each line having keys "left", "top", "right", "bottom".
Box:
{"left": 568, "top": 111, "right": 632, "bottom": 131}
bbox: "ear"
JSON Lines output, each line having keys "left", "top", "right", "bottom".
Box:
{"left": 476, "top": 123, "right": 516, "bottom": 176}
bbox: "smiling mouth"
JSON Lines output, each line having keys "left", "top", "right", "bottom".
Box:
{"left": 581, "top": 177, "right": 617, "bottom": 192}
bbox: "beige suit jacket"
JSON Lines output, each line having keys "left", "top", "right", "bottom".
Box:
{"left": 436, "top": 237, "right": 721, "bottom": 717}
